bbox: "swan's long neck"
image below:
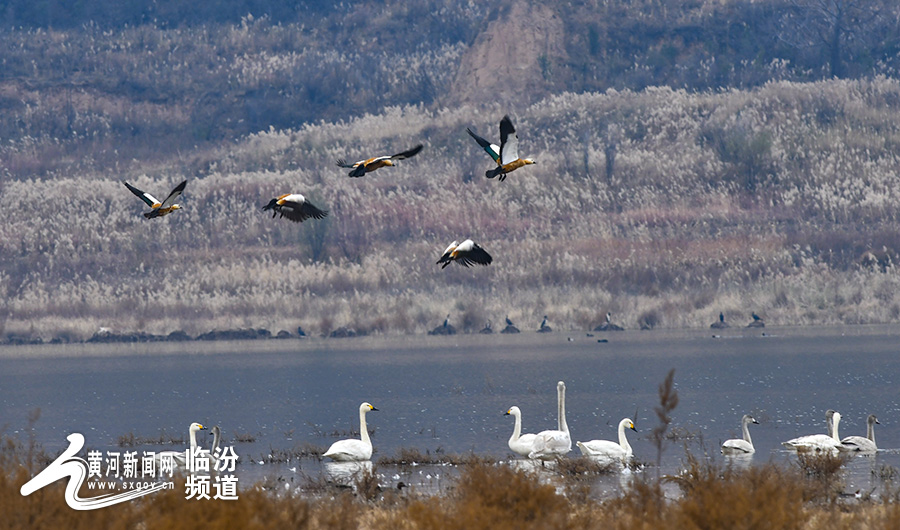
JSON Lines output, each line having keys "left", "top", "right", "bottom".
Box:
{"left": 510, "top": 410, "right": 522, "bottom": 443}
{"left": 618, "top": 420, "right": 632, "bottom": 452}
{"left": 741, "top": 417, "right": 753, "bottom": 445}
{"left": 867, "top": 418, "right": 876, "bottom": 443}
{"left": 359, "top": 407, "right": 371, "bottom": 446}
{"left": 557, "top": 384, "right": 568, "bottom": 436}
{"left": 189, "top": 428, "right": 198, "bottom": 450}
{"left": 831, "top": 413, "right": 841, "bottom": 441}
{"left": 211, "top": 429, "right": 221, "bottom": 454}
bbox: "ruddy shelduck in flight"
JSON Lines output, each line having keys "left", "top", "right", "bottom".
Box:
{"left": 123, "top": 179, "right": 187, "bottom": 219}
{"left": 336, "top": 144, "right": 424, "bottom": 178}
{"left": 484, "top": 116, "right": 535, "bottom": 181}
{"left": 436, "top": 239, "right": 493, "bottom": 269}
{"left": 262, "top": 194, "right": 328, "bottom": 223}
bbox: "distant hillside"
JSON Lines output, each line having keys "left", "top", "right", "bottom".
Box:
{"left": 2, "top": 1, "right": 900, "bottom": 341}
{"left": 3, "top": 78, "right": 900, "bottom": 340}
{"left": 1, "top": 0, "right": 898, "bottom": 172}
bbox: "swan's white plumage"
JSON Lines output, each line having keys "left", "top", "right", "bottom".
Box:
{"left": 840, "top": 414, "right": 878, "bottom": 453}
{"left": 528, "top": 381, "right": 571, "bottom": 460}
{"left": 722, "top": 414, "right": 758, "bottom": 455}
{"left": 576, "top": 418, "right": 635, "bottom": 461}
{"left": 783, "top": 410, "right": 841, "bottom": 452}
{"left": 324, "top": 402, "right": 378, "bottom": 462}
{"left": 505, "top": 406, "right": 538, "bottom": 457}
{"left": 156, "top": 422, "right": 206, "bottom": 468}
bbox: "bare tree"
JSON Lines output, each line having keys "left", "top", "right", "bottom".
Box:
{"left": 779, "top": 0, "right": 897, "bottom": 78}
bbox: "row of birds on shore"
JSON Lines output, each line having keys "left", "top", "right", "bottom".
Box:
{"left": 123, "top": 115, "right": 532, "bottom": 269}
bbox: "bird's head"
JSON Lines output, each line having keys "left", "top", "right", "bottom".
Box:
{"left": 262, "top": 198, "right": 279, "bottom": 211}
{"left": 524, "top": 158, "right": 536, "bottom": 165}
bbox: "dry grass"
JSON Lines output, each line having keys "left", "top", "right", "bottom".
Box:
{"left": 7, "top": 421, "right": 900, "bottom": 530}
{"left": 5, "top": 79, "right": 900, "bottom": 339}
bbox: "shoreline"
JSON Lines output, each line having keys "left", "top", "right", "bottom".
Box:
{"left": 3, "top": 322, "right": 900, "bottom": 359}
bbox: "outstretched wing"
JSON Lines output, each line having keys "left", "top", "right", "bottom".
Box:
{"left": 456, "top": 243, "right": 492, "bottom": 267}
{"left": 389, "top": 144, "right": 424, "bottom": 161}
{"left": 123, "top": 181, "right": 160, "bottom": 208}
{"left": 279, "top": 199, "right": 329, "bottom": 223}
{"left": 159, "top": 180, "right": 187, "bottom": 209}
{"left": 498, "top": 115, "right": 519, "bottom": 166}
{"left": 336, "top": 158, "right": 359, "bottom": 169}
{"left": 466, "top": 128, "right": 501, "bottom": 163}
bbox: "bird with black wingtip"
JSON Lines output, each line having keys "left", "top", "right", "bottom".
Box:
{"left": 262, "top": 193, "right": 328, "bottom": 223}
{"left": 483, "top": 116, "right": 535, "bottom": 181}
{"left": 123, "top": 179, "right": 187, "bottom": 219}
{"left": 336, "top": 145, "right": 423, "bottom": 178}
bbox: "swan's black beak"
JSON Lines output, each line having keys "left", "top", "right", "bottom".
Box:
{"left": 504, "top": 411, "right": 511, "bottom": 416}
{"left": 371, "top": 406, "right": 379, "bottom": 412}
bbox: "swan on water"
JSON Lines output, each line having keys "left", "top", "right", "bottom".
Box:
{"left": 209, "top": 425, "right": 221, "bottom": 455}
{"left": 783, "top": 410, "right": 841, "bottom": 452}
{"left": 505, "top": 406, "right": 538, "bottom": 457}
{"left": 323, "top": 402, "right": 379, "bottom": 462}
{"left": 721, "top": 414, "right": 759, "bottom": 455}
{"left": 576, "top": 417, "right": 636, "bottom": 461}
{"left": 155, "top": 422, "right": 206, "bottom": 469}
{"left": 528, "top": 381, "right": 571, "bottom": 460}
{"left": 840, "top": 414, "right": 879, "bottom": 453}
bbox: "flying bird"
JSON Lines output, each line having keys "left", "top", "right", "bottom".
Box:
{"left": 336, "top": 144, "right": 424, "bottom": 178}
{"left": 123, "top": 179, "right": 187, "bottom": 219}
{"left": 484, "top": 116, "right": 535, "bottom": 181}
{"left": 436, "top": 239, "right": 493, "bottom": 269}
{"left": 262, "top": 194, "right": 328, "bottom": 223}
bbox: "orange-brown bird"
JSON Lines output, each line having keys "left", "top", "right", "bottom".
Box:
{"left": 123, "top": 179, "right": 187, "bottom": 219}
{"left": 262, "top": 193, "right": 328, "bottom": 222}
{"left": 337, "top": 144, "right": 423, "bottom": 177}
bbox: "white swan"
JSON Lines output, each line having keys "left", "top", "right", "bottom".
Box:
{"left": 505, "top": 406, "right": 538, "bottom": 457}
{"left": 323, "top": 402, "right": 378, "bottom": 462}
{"left": 528, "top": 381, "right": 571, "bottom": 460}
{"left": 721, "top": 414, "right": 759, "bottom": 455}
{"left": 576, "top": 417, "right": 636, "bottom": 461}
{"left": 156, "top": 422, "right": 206, "bottom": 469}
{"left": 783, "top": 410, "right": 841, "bottom": 452}
{"left": 840, "top": 414, "right": 879, "bottom": 453}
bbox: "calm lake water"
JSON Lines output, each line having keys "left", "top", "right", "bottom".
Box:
{"left": 3, "top": 326, "right": 900, "bottom": 497}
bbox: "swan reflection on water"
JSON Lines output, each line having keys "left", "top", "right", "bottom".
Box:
{"left": 324, "top": 460, "right": 373, "bottom": 487}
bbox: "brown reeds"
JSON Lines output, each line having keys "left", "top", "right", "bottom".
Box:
{"left": 6, "top": 430, "right": 900, "bottom": 530}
